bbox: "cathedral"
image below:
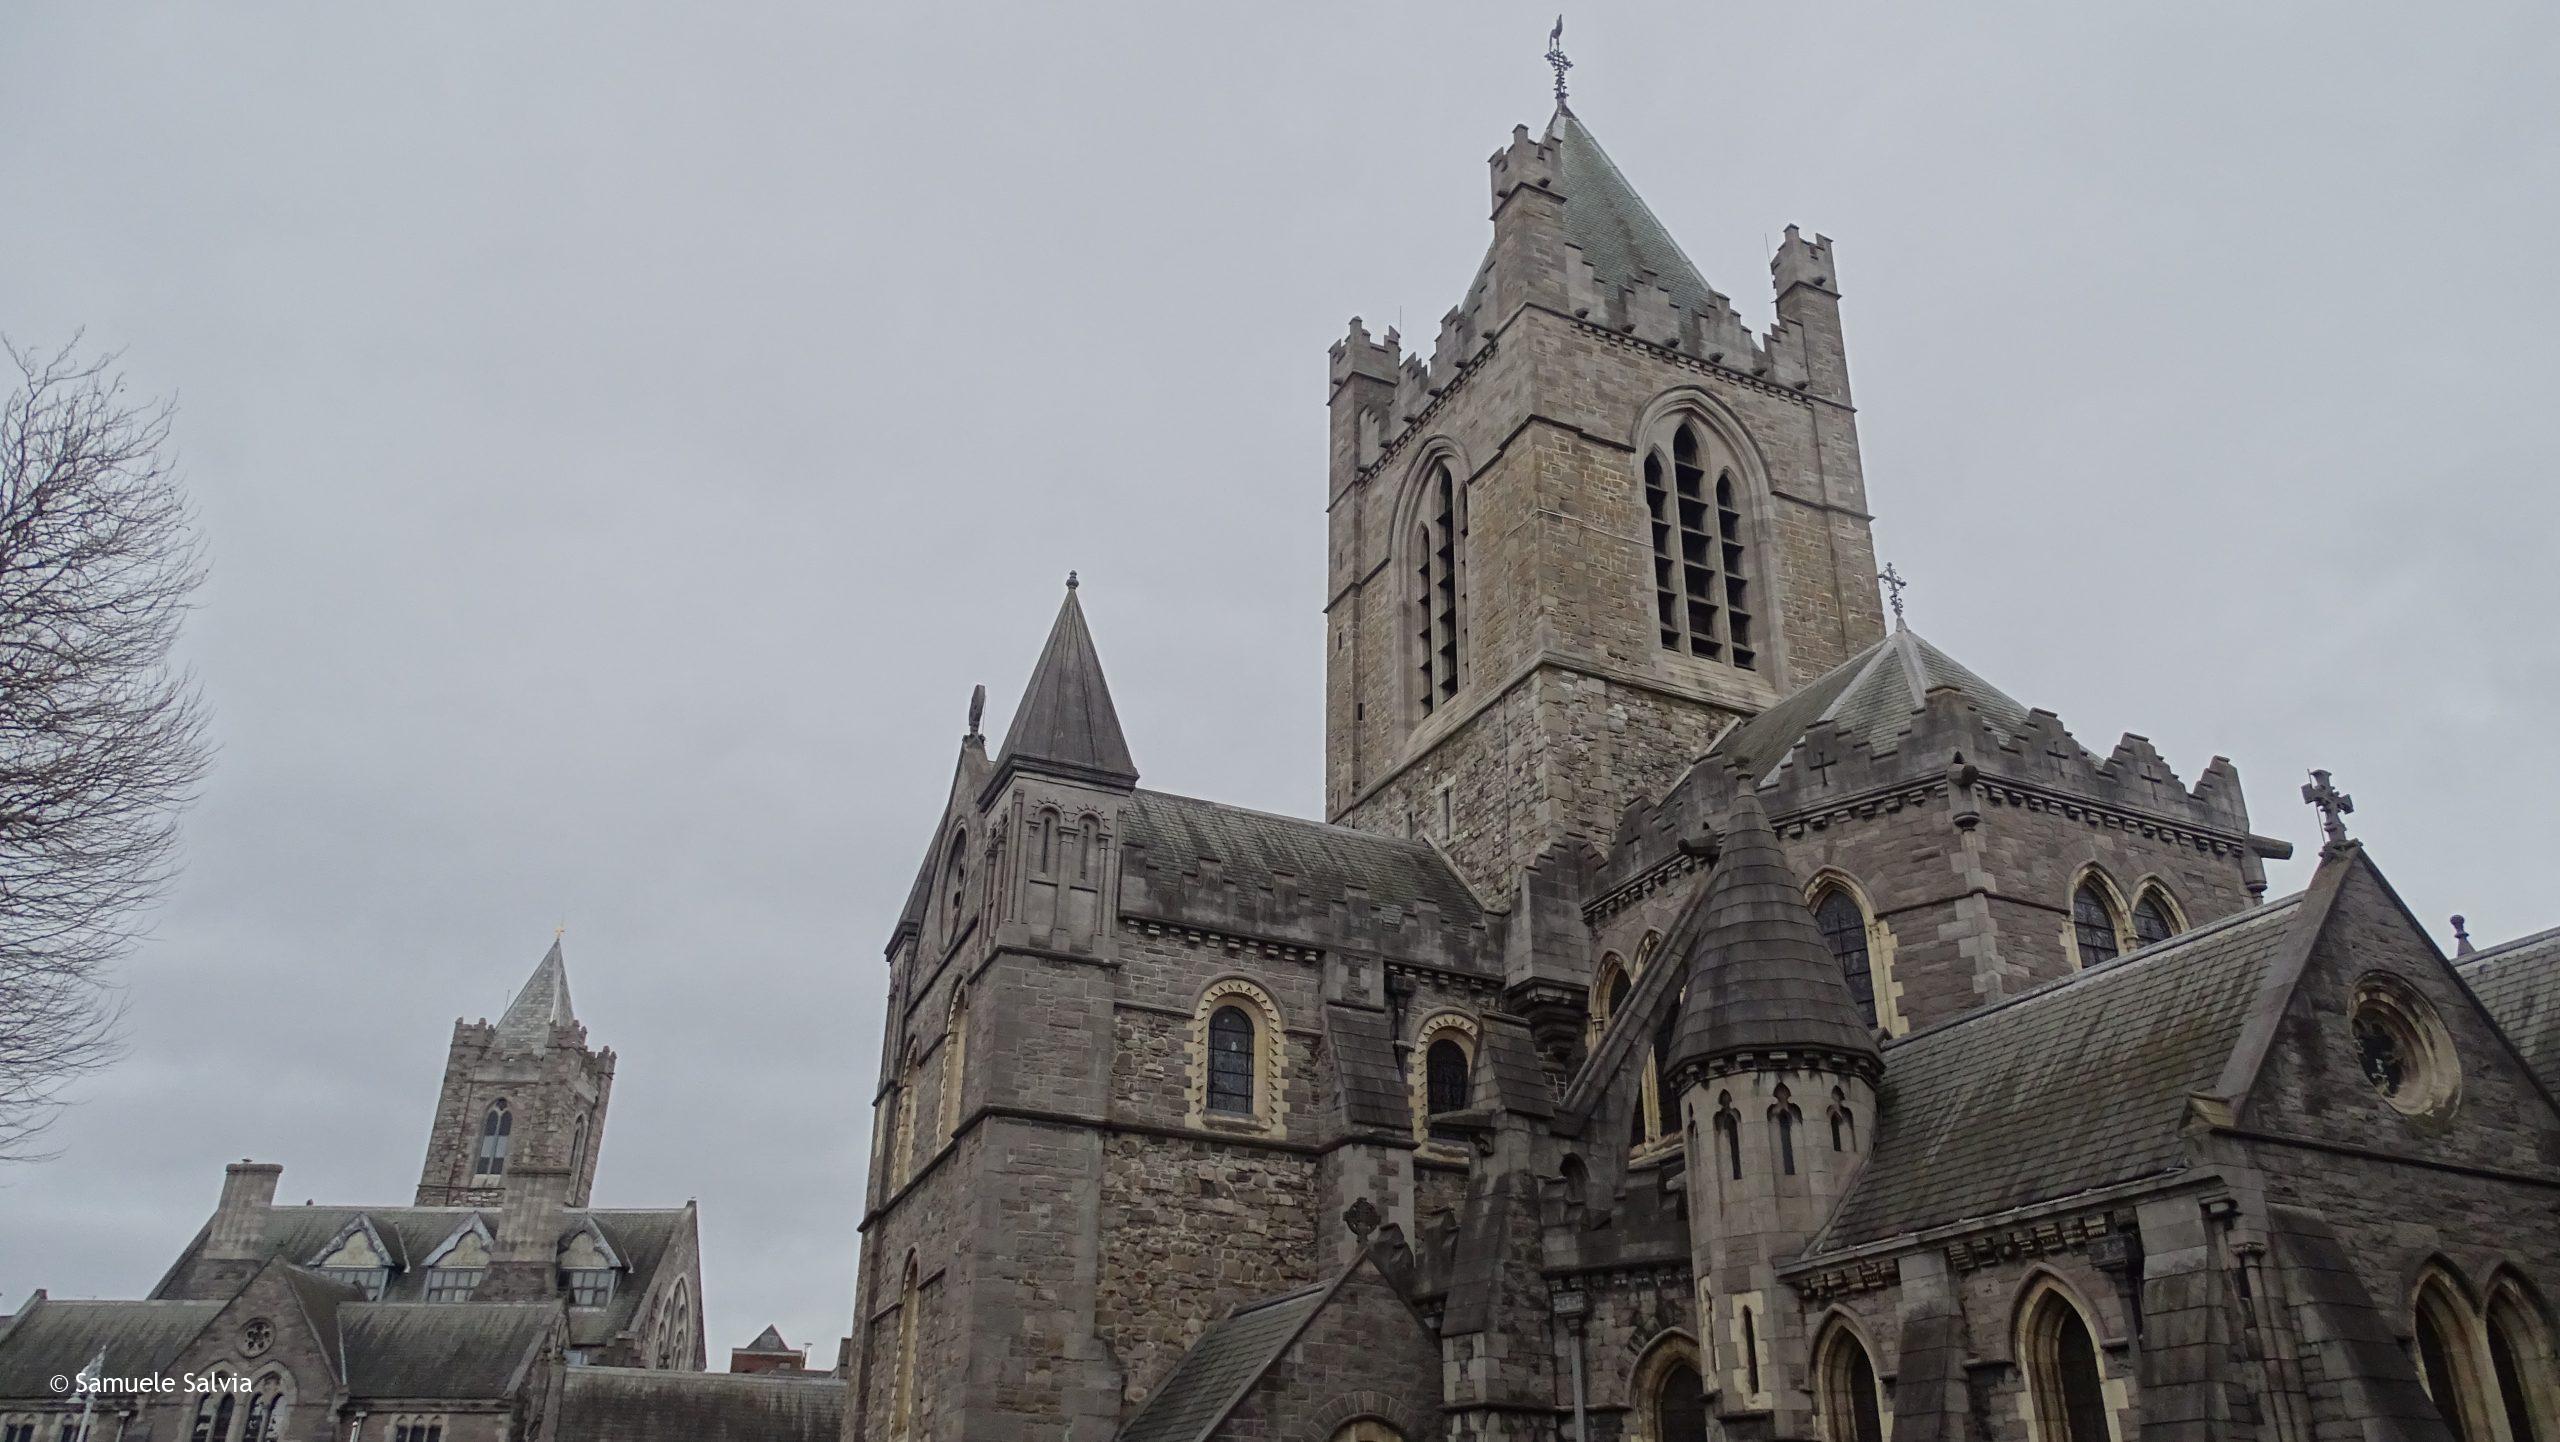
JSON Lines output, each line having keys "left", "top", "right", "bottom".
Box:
{"left": 0, "top": 944, "right": 844, "bottom": 1442}
{"left": 842, "top": 93, "right": 2560, "bottom": 1442}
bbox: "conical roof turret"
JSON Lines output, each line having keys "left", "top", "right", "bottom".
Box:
{"left": 991, "top": 575, "right": 1138, "bottom": 792}
{"left": 1666, "top": 791, "right": 1882, "bottom": 1084}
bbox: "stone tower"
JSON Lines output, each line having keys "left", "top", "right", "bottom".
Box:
{"left": 416, "top": 939, "right": 615, "bottom": 1208}
{"left": 1324, "top": 104, "right": 1888, "bottom": 895}
{"left": 1664, "top": 791, "right": 1881, "bottom": 1438}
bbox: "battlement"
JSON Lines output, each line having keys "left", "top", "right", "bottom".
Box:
{"left": 1487, "top": 124, "right": 1560, "bottom": 207}
{"left": 1338, "top": 229, "right": 1839, "bottom": 476}
{"left": 1770, "top": 224, "right": 1838, "bottom": 298}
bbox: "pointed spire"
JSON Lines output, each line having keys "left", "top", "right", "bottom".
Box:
{"left": 991, "top": 577, "right": 1138, "bottom": 792}
{"left": 493, "top": 938, "right": 576, "bottom": 1051}
{"left": 1541, "top": 107, "right": 1717, "bottom": 317}
{"left": 1665, "top": 791, "right": 1881, "bottom": 1085}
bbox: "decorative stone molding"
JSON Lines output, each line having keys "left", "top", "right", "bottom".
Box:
{"left": 1186, "top": 977, "right": 1292, "bottom": 1139}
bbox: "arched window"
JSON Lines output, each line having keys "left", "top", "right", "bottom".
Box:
{"left": 2022, "top": 1284, "right": 2113, "bottom": 1442}
{"left": 943, "top": 830, "right": 969, "bottom": 936}
{"left": 2487, "top": 1284, "right": 2556, "bottom": 1442}
{"left": 473, "top": 1099, "right": 512, "bottom": 1179}
{"left": 1326, "top": 1421, "right": 1404, "bottom": 1442}
{"left": 2072, "top": 879, "right": 2123, "bottom": 968}
{"left": 942, "top": 986, "right": 971, "bottom": 1140}
{"left": 891, "top": 1258, "right": 922, "bottom": 1442}
{"left": 1634, "top": 1338, "right": 1712, "bottom": 1442}
{"left": 1643, "top": 422, "right": 1756, "bottom": 669}
{"left": 1076, "top": 816, "right": 1100, "bottom": 884}
{"left": 1715, "top": 1093, "right": 1743, "bottom": 1181}
{"left": 1207, "top": 1006, "right": 1256, "bottom": 1115}
{"left": 1426, "top": 1039, "right": 1471, "bottom": 1116}
{"left": 1818, "top": 1326, "right": 1886, "bottom": 1442}
{"left": 568, "top": 1112, "right": 590, "bottom": 1187}
{"left": 1031, "top": 809, "right": 1059, "bottom": 877}
{"left": 654, "top": 1276, "right": 694, "bottom": 1369}
{"left": 2131, "top": 889, "right": 2178, "bottom": 949}
{"left": 1830, "top": 1086, "right": 1857, "bottom": 1153}
{"left": 189, "top": 1380, "right": 237, "bottom": 1442}
{"left": 1771, "top": 1085, "right": 1800, "bottom": 1176}
{"left": 1412, "top": 460, "right": 1466, "bottom": 715}
{"left": 2417, "top": 1275, "right": 2493, "bottom": 1442}
{"left": 1814, "top": 889, "right": 1877, "bottom": 1028}
{"left": 891, "top": 1045, "right": 923, "bottom": 1188}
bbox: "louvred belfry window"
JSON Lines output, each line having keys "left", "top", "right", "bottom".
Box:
{"left": 1413, "top": 462, "right": 1465, "bottom": 715}
{"left": 1646, "top": 423, "right": 1756, "bottom": 669}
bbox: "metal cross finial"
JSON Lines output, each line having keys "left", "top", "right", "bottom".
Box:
{"left": 2301, "top": 768, "right": 2355, "bottom": 854}
{"left": 1877, "top": 563, "right": 1909, "bottom": 627}
{"left": 1545, "top": 16, "right": 1572, "bottom": 106}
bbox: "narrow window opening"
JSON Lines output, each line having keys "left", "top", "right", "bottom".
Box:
{"left": 1743, "top": 1306, "right": 1761, "bottom": 1395}
{"left": 1413, "top": 463, "right": 1464, "bottom": 714}
{"left": 1815, "top": 889, "right": 1877, "bottom": 1028}
{"left": 1207, "top": 1005, "right": 1256, "bottom": 1115}
{"left": 1774, "top": 1088, "right": 1799, "bottom": 1176}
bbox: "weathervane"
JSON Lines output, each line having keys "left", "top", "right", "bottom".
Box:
{"left": 1877, "top": 563, "right": 1909, "bottom": 627}
{"left": 1545, "top": 16, "right": 1572, "bottom": 106}
{"left": 2302, "top": 768, "right": 2356, "bottom": 856}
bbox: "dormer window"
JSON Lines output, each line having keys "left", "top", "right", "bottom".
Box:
{"left": 312, "top": 1219, "right": 395, "bottom": 1300}
{"left": 558, "top": 1222, "right": 624, "bottom": 1309}
{"left": 567, "top": 1268, "right": 616, "bottom": 1308}
{"left": 421, "top": 1218, "right": 492, "bottom": 1301}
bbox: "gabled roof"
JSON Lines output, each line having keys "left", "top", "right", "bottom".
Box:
{"left": 992, "top": 580, "right": 1137, "bottom": 791}
{"left": 557, "top": 1367, "right": 846, "bottom": 1442}
{"left": 1120, "top": 790, "right": 1483, "bottom": 926}
{"left": 1708, "top": 626, "right": 2032, "bottom": 785}
{"left": 158, "top": 1204, "right": 692, "bottom": 1349}
{"left": 338, "top": 1302, "right": 555, "bottom": 1398}
{"left": 1812, "top": 894, "right": 2306, "bottom": 1253}
{"left": 739, "top": 1324, "right": 794, "bottom": 1355}
{"left": 1666, "top": 791, "right": 1881, "bottom": 1078}
{"left": 2460, "top": 926, "right": 2560, "bottom": 1093}
{"left": 1114, "top": 1280, "right": 1333, "bottom": 1442}
{"left": 494, "top": 938, "right": 577, "bottom": 1051}
{"left": 1545, "top": 106, "right": 1716, "bottom": 316}
{"left": 0, "top": 1298, "right": 222, "bottom": 1397}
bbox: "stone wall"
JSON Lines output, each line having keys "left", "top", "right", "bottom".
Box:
{"left": 1215, "top": 1263, "right": 1442, "bottom": 1442}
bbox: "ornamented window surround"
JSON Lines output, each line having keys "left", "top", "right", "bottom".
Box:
{"left": 1805, "top": 871, "right": 1906, "bottom": 1036}
{"left": 1186, "top": 977, "right": 1291, "bottom": 1138}
{"left": 2413, "top": 1267, "right": 2498, "bottom": 1442}
{"left": 2484, "top": 1272, "right": 2560, "bottom": 1442}
{"left": 2351, "top": 972, "right": 2460, "bottom": 1117}
{"left": 940, "top": 983, "right": 971, "bottom": 1142}
{"left": 1814, "top": 1314, "right": 1892, "bottom": 1442}
{"left": 2065, "top": 867, "right": 2132, "bottom": 971}
{"left": 1407, "top": 1010, "right": 1480, "bottom": 1152}
{"left": 2015, "top": 1274, "right": 2123, "bottom": 1442}
{"left": 1391, "top": 440, "right": 1473, "bottom": 731}
{"left": 1628, "top": 1330, "right": 1709, "bottom": 1442}
{"left": 2128, "top": 880, "right": 2186, "bottom": 951}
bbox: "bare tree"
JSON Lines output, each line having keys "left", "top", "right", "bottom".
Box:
{"left": 0, "top": 339, "right": 208, "bottom": 1159}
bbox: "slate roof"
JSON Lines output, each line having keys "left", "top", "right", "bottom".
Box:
{"left": 994, "top": 581, "right": 1137, "bottom": 789}
{"left": 153, "top": 1205, "right": 690, "bottom": 1348}
{"left": 1121, "top": 790, "right": 1484, "bottom": 926}
{"left": 0, "top": 1299, "right": 220, "bottom": 1397}
{"left": 1545, "top": 107, "right": 1717, "bottom": 316}
{"left": 494, "top": 939, "right": 577, "bottom": 1050}
{"left": 1323, "top": 1002, "right": 1413, "bottom": 1136}
{"left": 738, "top": 1324, "right": 794, "bottom": 1355}
{"left": 339, "top": 1302, "right": 553, "bottom": 1398}
{"left": 1666, "top": 791, "right": 1880, "bottom": 1077}
{"left": 1708, "top": 626, "right": 2032, "bottom": 784}
{"left": 1814, "top": 894, "right": 2306, "bottom": 1252}
{"left": 557, "top": 1368, "right": 845, "bottom": 1442}
{"left": 2459, "top": 927, "right": 2560, "bottom": 1093}
{"left": 1115, "top": 1281, "right": 1331, "bottom": 1442}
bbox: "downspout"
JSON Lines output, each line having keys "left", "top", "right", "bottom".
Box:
{"left": 1555, "top": 1289, "right": 1589, "bottom": 1442}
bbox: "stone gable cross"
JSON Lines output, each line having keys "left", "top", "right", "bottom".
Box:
{"left": 2302, "top": 768, "right": 2355, "bottom": 854}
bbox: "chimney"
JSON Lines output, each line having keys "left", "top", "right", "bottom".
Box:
{"left": 206, "top": 1161, "right": 282, "bottom": 1261}
{"left": 482, "top": 1165, "right": 568, "bottom": 1301}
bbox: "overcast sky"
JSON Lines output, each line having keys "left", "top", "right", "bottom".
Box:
{"left": 4, "top": 2, "right": 2556, "bottom": 1362}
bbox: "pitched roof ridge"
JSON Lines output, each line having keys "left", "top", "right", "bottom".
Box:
{"left": 1882, "top": 892, "right": 2308, "bottom": 1053}
{"left": 2458, "top": 924, "right": 2560, "bottom": 970}
{"left": 1138, "top": 787, "right": 1435, "bottom": 850}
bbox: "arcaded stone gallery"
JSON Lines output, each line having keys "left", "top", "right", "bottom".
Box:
{"left": 844, "top": 96, "right": 2560, "bottom": 1442}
